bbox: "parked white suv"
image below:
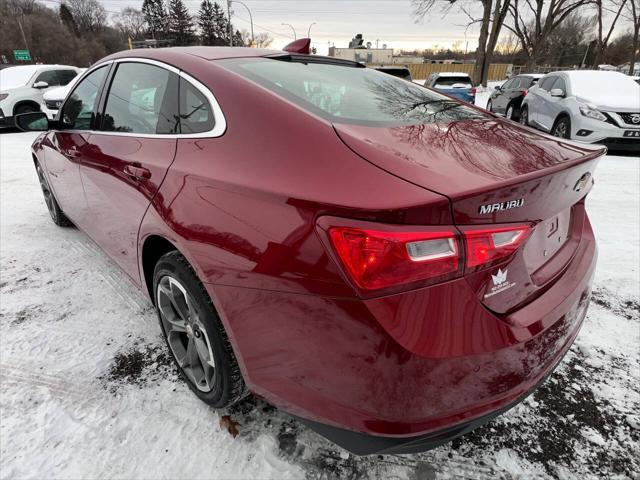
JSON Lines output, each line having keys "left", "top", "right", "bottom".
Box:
{"left": 0, "top": 65, "right": 81, "bottom": 129}
{"left": 41, "top": 68, "right": 86, "bottom": 120}
{"left": 520, "top": 70, "right": 640, "bottom": 152}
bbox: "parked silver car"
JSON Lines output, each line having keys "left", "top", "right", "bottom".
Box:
{"left": 520, "top": 70, "right": 640, "bottom": 152}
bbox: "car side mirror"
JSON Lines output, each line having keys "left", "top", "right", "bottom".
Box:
{"left": 15, "top": 112, "right": 50, "bottom": 131}
{"left": 494, "top": 85, "right": 502, "bottom": 90}
{"left": 33, "top": 81, "right": 49, "bottom": 89}
{"left": 550, "top": 88, "right": 565, "bottom": 98}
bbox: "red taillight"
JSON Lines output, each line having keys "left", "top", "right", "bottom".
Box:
{"left": 321, "top": 220, "right": 532, "bottom": 296}
{"left": 459, "top": 224, "right": 532, "bottom": 269}
{"left": 327, "top": 227, "right": 459, "bottom": 292}
{"left": 470, "top": 87, "right": 477, "bottom": 96}
{"left": 522, "top": 89, "right": 528, "bottom": 97}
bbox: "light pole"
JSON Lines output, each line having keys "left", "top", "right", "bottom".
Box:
{"left": 281, "top": 23, "right": 296, "bottom": 40}
{"left": 307, "top": 22, "right": 316, "bottom": 38}
{"left": 231, "top": 0, "right": 254, "bottom": 46}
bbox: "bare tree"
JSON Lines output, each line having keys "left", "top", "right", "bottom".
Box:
{"left": 66, "top": 0, "right": 107, "bottom": 33}
{"left": 412, "top": 0, "right": 511, "bottom": 86}
{"left": 239, "top": 29, "right": 273, "bottom": 48}
{"left": 114, "top": 7, "right": 147, "bottom": 40}
{"left": 505, "top": 0, "right": 592, "bottom": 69}
{"left": 624, "top": 0, "right": 639, "bottom": 73}
{"left": 591, "top": 0, "right": 629, "bottom": 66}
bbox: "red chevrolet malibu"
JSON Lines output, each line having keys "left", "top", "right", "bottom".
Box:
{"left": 17, "top": 43, "right": 604, "bottom": 455}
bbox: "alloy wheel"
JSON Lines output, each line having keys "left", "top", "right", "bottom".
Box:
{"left": 506, "top": 105, "right": 514, "bottom": 119}
{"left": 520, "top": 109, "right": 528, "bottom": 125}
{"left": 157, "top": 275, "right": 216, "bottom": 392}
{"left": 553, "top": 121, "right": 569, "bottom": 138}
{"left": 36, "top": 165, "right": 57, "bottom": 222}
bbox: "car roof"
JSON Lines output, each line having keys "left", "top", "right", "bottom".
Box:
{"left": 436, "top": 72, "right": 471, "bottom": 77}
{"left": 519, "top": 73, "right": 544, "bottom": 78}
{"left": 107, "top": 47, "right": 281, "bottom": 62}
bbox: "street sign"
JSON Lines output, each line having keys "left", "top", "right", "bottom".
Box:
{"left": 13, "top": 50, "right": 31, "bottom": 61}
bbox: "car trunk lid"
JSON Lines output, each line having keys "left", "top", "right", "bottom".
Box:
{"left": 333, "top": 119, "right": 605, "bottom": 314}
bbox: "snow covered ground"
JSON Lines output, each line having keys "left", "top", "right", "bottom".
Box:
{"left": 1, "top": 131, "right": 638, "bottom": 479}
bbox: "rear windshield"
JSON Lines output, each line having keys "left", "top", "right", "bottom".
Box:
{"left": 220, "top": 58, "right": 485, "bottom": 127}
{"left": 434, "top": 76, "right": 473, "bottom": 87}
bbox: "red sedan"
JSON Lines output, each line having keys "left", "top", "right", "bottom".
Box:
{"left": 16, "top": 44, "right": 604, "bottom": 455}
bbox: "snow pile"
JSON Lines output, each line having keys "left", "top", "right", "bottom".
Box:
{"left": 1, "top": 132, "right": 638, "bottom": 479}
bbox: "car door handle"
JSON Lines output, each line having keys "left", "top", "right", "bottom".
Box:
{"left": 123, "top": 164, "right": 151, "bottom": 180}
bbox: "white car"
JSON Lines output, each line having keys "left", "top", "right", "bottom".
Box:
{"left": 41, "top": 68, "right": 86, "bottom": 120}
{"left": 520, "top": 70, "right": 640, "bottom": 152}
{"left": 0, "top": 65, "right": 81, "bottom": 128}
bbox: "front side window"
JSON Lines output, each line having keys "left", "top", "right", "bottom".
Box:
{"left": 61, "top": 66, "right": 108, "bottom": 130}
{"left": 102, "top": 62, "right": 174, "bottom": 134}
{"left": 551, "top": 77, "right": 567, "bottom": 95}
{"left": 34, "top": 70, "right": 59, "bottom": 86}
{"left": 179, "top": 78, "right": 214, "bottom": 134}
{"left": 221, "top": 59, "right": 485, "bottom": 127}
{"left": 57, "top": 70, "right": 78, "bottom": 86}
{"left": 538, "top": 76, "right": 556, "bottom": 91}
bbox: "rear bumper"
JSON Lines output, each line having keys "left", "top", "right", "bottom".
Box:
{"left": 208, "top": 214, "right": 597, "bottom": 454}
{"left": 297, "top": 344, "right": 569, "bottom": 455}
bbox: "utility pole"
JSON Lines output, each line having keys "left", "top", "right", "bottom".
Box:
{"left": 231, "top": 0, "right": 253, "bottom": 45}
{"left": 17, "top": 17, "right": 29, "bottom": 51}
{"left": 227, "top": 0, "right": 233, "bottom": 46}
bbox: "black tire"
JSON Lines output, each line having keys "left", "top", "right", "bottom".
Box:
{"left": 552, "top": 116, "right": 571, "bottom": 139}
{"left": 153, "top": 251, "right": 247, "bottom": 407}
{"left": 506, "top": 103, "right": 519, "bottom": 121}
{"left": 35, "top": 163, "right": 73, "bottom": 227}
{"left": 519, "top": 106, "right": 529, "bottom": 126}
{"left": 486, "top": 99, "right": 493, "bottom": 112}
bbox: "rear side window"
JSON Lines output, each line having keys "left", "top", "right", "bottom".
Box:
{"left": 434, "top": 76, "right": 473, "bottom": 87}
{"left": 179, "top": 78, "right": 214, "bottom": 134}
{"left": 520, "top": 77, "right": 534, "bottom": 88}
{"left": 102, "top": 62, "right": 174, "bottom": 134}
{"left": 221, "top": 58, "right": 485, "bottom": 127}
{"left": 61, "top": 66, "right": 107, "bottom": 130}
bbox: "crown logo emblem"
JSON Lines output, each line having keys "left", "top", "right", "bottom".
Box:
{"left": 492, "top": 268, "right": 508, "bottom": 286}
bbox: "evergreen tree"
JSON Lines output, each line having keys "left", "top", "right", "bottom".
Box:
{"left": 211, "top": 1, "right": 229, "bottom": 45}
{"left": 233, "top": 29, "right": 244, "bottom": 47}
{"left": 59, "top": 4, "right": 80, "bottom": 37}
{"left": 142, "top": 0, "right": 166, "bottom": 39}
{"left": 167, "top": 0, "right": 194, "bottom": 46}
{"left": 197, "top": 0, "right": 216, "bottom": 46}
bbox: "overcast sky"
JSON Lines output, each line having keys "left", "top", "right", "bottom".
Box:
{"left": 86, "top": 0, "right": 484, "bottom": 54}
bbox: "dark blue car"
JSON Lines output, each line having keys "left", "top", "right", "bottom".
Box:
{"left": 424, "top": 72, "right": 476, "bottom": 104}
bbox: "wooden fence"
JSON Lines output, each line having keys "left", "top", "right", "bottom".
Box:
{"left": 368, "top": 63, "right": 513, "bottom": 82}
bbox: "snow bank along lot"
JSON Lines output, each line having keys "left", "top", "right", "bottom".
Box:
{"left": 1, "top": 131, "right": 638, "bottom": 480}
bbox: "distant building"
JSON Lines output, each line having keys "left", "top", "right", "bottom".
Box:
{"left": 328, "top": 46, "right": 393, "bottom": 64}
{"left": 391, "top": 55, "right": 425, "bottom": 64}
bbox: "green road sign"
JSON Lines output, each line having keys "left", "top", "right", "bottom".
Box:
{"left": 13, "top": 50, "right": 31, "bottom": 61}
